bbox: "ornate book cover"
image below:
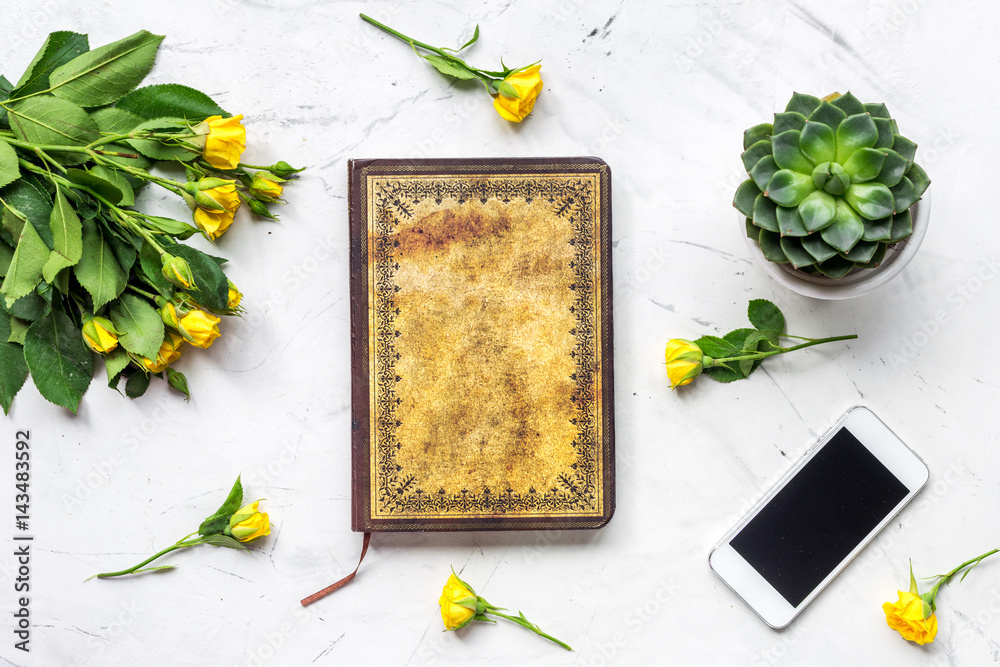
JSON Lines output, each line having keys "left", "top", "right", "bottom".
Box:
{"left": 350, "top": 157, "right": 614, "bottom": 531}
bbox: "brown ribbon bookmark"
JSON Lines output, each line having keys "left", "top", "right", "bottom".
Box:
{"left": 301, "top": 532, "right": 372, "bottom": 607}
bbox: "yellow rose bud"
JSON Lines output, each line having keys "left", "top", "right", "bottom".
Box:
{"left": 176, "top": 309, "right": 221, "bottom": 349}
{"left": 142, "top": 332, "right": 184, "bottom": 373}
{"left": 439, "top": 573, "right": 478, "bottom": 631}
{"left": 192, "top": 181, "right": 241, "bottom": 240}
{"left": 227, "top": 281, "right": 242, "bottom": 310}
{"left": 160, "top": 302, "right": 181, "bottom": 330}
{"left": 883, "top": 590, "right": 938, "bottom": 645}
{"left": 81, "top": 316, "right": 118, "bottom": 354}
{"left": 249, "top": 173, "right": 284, "bottom": 201}
{"left": 198, "top": 115, "right": 246, "bottom": 170}
{"left": 664, "top": 338, "right": 705, "bottom": 389}
{"left": 226, "top": 501, "right": 270, "bottom": 542}
{"left": 493, "top": 64, "right": 542, "bottom": 123}
{"left": 162, "top": 255, "right": 196, "bottom": 289}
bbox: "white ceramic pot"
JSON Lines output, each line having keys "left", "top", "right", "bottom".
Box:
{"left": 741, "top": 190, "right": 930, "bottom": 300}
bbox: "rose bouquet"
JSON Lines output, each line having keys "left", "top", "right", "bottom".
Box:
{"left": 0, "top": 30, "right": 303, "bottom": 414}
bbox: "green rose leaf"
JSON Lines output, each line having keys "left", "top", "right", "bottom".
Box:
{"left": 5, "top": 291, "right": 50, "bottom": 321}
{"left": 0, "top": 239, "right": 13, "bottom": 277}
{"left": 74, "top": 218, "right": 127, "bottom": 311}
{"left": 7, "top": 318, "right": 29, "bottom": 346}
{"left": 10, "top": 31, "right": 89, "bottom": 100}
{"left": 124, "top": 369, "right": 151, "bottom": 398}
{"left": 199, "top": 533, "right": 250, "bottom": 551}
{"left": 1, "top": 222, "right": 48, "bottom": 307}
{"left": 90, "top": 106, "right": 145, "bottom": 133}
{"left": 0, "top": 140, "right": 21, "bottom": 189}
{"left": 6, "top": 96, "right": 99, "bottom": 165}
{"left": 90, "top": 165, "right": 134, "bottom": 206}
{"left": 48, "top": 30, "right": 164, "bottom": 107}
{"left": 126, "top": 117, "right": 198, "bottom": 161}
{"left": 115, "top": 83, "right": 228, "bottom": 121}
{"left": 739, "top": 331, "right": 772, "bottom": 375}
{"left": 702, "top": 363, "right": 746, "bottom": 383}
{"left": 109, "top": 293, "right": 164, "bottom": 360}
{"left": 24, "top": 307, "right": 93, "bottom": 413}
{"left": 138, "top": 242, "right": 173, "bottom": 297}
{"left": 2, "top": 177, "right": 54, "bottom": 248}
{"left": 0, "top": 315, "right": 29, "bottom": 415}
{"left": 748, "top": 299, "right": 785, "bottom": 334}
{"left": 423, "top": 55, "right": 479, "bottom": 80}
{"left": 104, "top": 346, "right": 130, "bottom": 388}
{"left": 199, "top": 476, "right": 245, "bottom": 536}
{"left": 162, "top": 243, "right": 228, "bottom": 311}
{"left": 693, "top": 335, "right": 738, "bottom": 359}
{"left": 835, "top": 113, "right": 879, "bottom": 163}
{"left": 41, "top": 189, "right": 83, "bottom": 283}
{"left": 141, "top": 215, "right": 199, "bottom": 240}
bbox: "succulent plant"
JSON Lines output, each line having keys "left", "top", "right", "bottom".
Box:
{"left": 734, "top": 92, "right": 930, "bottom": 278}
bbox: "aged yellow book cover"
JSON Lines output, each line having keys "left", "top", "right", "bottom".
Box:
{"left": 350, "top": 158, "right": 614, "bottom": 531}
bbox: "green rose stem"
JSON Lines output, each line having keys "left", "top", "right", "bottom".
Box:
{"left": 484, "top": 607, "right": 573, "bottom": 651}
{"left": 359, "top": 13, "right": 516, "bottom": 97}
{"left": 705, "top": 334, "right": 858, "bottom": 369}
{"left": 90, "top": 533, "right": 208, "bottom": 578}
{"left": 920, "top": 548, "right": 1000, "bottom": 611}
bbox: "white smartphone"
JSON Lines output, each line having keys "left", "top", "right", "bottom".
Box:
{"left": 709, "top": 406, "right": 928, "bottom": 628}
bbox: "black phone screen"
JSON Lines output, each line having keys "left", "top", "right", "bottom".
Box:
{"left": 730, "top": 427, "right": 909, "bottom": 607}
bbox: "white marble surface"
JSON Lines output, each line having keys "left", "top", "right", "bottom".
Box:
{"left": 1, "top": 0, "right": 998, "bottom": 665}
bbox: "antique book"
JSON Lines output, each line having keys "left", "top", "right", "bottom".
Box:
{"left": 349, "top": 157, "right": 614, "bottom": 531}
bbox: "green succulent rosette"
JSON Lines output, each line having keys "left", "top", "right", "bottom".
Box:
{"left": 735, "top": 92, "right": 930, "bottom": 278}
